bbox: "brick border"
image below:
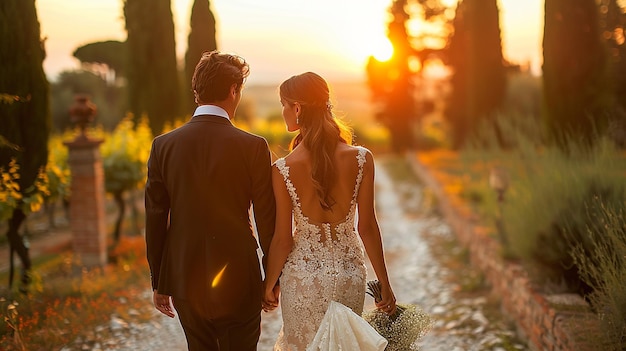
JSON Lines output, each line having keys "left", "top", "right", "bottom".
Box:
{"left": 407, "top": 154, "right": 601, "bottom": 351}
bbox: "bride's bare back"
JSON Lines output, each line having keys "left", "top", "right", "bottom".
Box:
{"left": 272, "top": 143, "right": 369, "bottom": 350}
{"left": 281, "top": 143, "right": 363, "bottom": 225}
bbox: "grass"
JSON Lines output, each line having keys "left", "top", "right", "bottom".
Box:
{"left": 568, "top": 203, "right": 626, "bottom": 350}
{"left": 0, "top": 231, "right": 153, "bottom": 350}
{"left": 418, "top": 111, "right": 626, "bottom": 348}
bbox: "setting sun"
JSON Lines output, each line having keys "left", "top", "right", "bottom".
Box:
{"left": 372, "top": 38, "right": 394, "bottom": 61}
{"left": 36, "top": 0, "right": 543, "bottom": 84}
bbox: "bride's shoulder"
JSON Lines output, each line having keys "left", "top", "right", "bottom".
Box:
{"left": 272, "top": 151, "right": 303, "bottom": 171}
{"left": 339, "top": 144, "right": 373, "bottom": 160}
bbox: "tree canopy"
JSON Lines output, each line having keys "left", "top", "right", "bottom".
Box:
{"left": 0, "top": 0, "right": 50, "bottom": 289}
{"left": 73, "top": 40, "right": 128, "bottom": 79}
{"left": 184, "top": 0, "right": 218, "bottom": 112}
{"left": 124, "top": 0, "right": 180, "bottom": 135}
{"left": 444, "top": 0, "right": 506, "bottom": 148}
{"left": 543, "top": 0, "right": 612, "bottom": 146}
{"left": 366, "top": 0, "right": 452, "bottom": 152}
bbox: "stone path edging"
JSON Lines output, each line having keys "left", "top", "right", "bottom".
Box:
{"left": 406, "top": 153, "right": 601, "bottom": 351}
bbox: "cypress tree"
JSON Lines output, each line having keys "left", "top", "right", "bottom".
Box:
{"left": 543, "top": 0, "right": 610, "bottom": 146}
{"left": 445, "top": 1, "right": 469, "bottom": 148}
{"left": 445, "top": 0, "right": 506, "bottom": 148}
{"left": 466, "top": 0, "right": 506, "bottom": 127}
{"left": 385, "top": 0, "right": 416, "bottom": 152}
{"left": 124, "top": 0, "right": 180, "bottom": 135}
{"left": 601, "top": 0, "right": 626, "bottom": 145}
{"left": 0, "top": 0, "right": 50, "bottom": 288}
{"left": 184, "top": 0, "right": 217, "bottom": 113}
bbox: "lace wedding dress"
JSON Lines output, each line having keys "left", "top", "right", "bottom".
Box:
{"left": 273, "top": 147, "right": 371, "bottom": 351}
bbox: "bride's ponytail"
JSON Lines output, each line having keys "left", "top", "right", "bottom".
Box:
{"left": 280, "top": 72, "right": 353, "bottom": 211}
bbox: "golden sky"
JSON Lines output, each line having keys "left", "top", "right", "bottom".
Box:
{"left": 37, "top": 0, "right": 543, "bottom": 85}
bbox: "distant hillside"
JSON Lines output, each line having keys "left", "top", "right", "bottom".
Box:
{"left": 242, "top": 80, "right": 377, "bottom": 124}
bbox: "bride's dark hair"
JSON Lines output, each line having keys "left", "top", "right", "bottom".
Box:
{"left": 279, "top": 72, "right": 353, "bottom": 211}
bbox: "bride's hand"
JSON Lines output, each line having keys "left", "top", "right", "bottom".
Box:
{"left": 375, "top": 283, "right": 397, "bottom": 316}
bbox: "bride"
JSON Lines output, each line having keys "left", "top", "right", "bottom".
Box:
{"left": 262, "top": 72, "right": 397, "bottom": 350}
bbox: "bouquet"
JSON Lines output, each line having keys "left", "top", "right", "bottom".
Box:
{"left": 362, "top": 280, "right": 433, "bottom": 351}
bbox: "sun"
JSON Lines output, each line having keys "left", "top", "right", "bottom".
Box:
{"left": 372, "top": 38, "right": 394, "bottom": 62}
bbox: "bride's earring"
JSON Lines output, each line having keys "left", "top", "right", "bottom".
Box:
{"left": 295, "top": 103, "right": 301, "bottom": 125}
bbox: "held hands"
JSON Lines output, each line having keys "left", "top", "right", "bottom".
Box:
{"left": 153, "top": 290, "right": 175, "bottom": 318}
{"left": 262, "top": 283, "right": 280, "bottom": 312}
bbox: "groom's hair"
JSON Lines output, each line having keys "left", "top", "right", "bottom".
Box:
{"left": 192, "top": 50, "right": 250, "bottom": 103}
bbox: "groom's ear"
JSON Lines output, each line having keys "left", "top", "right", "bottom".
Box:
{"left": 230, "top": 84, "right": 238, "bottom": 98}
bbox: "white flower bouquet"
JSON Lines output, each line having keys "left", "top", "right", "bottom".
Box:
{"left": 362, "top": 280, "right": 433, "bottom": 351}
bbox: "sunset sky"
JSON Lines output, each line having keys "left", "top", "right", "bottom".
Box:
{"left": 37, "top": 0, "right": 543, "bottom": 85}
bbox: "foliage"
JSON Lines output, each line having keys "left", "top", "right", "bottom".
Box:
{"left": 501, "top": 72, "right": 542, "bottom": 118}
{"left": 0, "top": 237, "right": 153, "bottom": 350}
{"left": 499, "top": 139, "right": 625, "bottom": 285}
{"left": 51, "top": 69, "right": 127, "bottom": 132}
{"left": 101, "top": 116, "right": 153, "bottom": 195}
{"left": 239, "top": 112, "right": 393, "bottom": 158}
{"left": 601, "top": 0, "right": 626, "bottom": 99}
{"left": 0, "top": 160, "right": 23, "bottom": 222}
{"left": 72, "top": 40, "right": 128, "bottom": 78}
{"left": 543, "top": 0, "right": 614, "bottom": 147}
{"left": 352, "top": 124, "right": 392, "bottom": 153}
{"left": 461, "top": 112, "right": 626, "bottom": 296}
{"left": 124, "top": 0, "right": 181, "bottom": 135}
{"left": 100, "top": 116, "right": 153, "bottom": 241}
{"left": 568, "top": 202, "right": 626, "bottom": 350}
{"left": 45, "top": 134, "right": 70, "bottom": 204}
{"left": 184, "top": 0, "right": 217, "bottom": 112}
{"left": 1, "top": 0, "right": 50, "bottom": 290}
{"left": 424, "top": 110, "right": 626, "bottom": 347}
{"left": 444, "top": 0, "right": 506, "bottom": 149}
{"left": 239, "top": 115, "right": 294, "bottom": 158}
{"left": 600, "top": 0, "right": 626, "bottom": 147}
{"left": 366, "top": 0, "right": 453, "bottom": 153}
{"left": 413, "top": 118, "right": 449, "bottom": 151}
{"left": 0, "top": 94, "right": 31, "bottom": 105}
{"left": 0, "top": 0, "right": 50, "bottom": 197}
{"left": 0, "top": 160, "right": 50, "bottom": 221}
{"left": 1, "top": 95, "right": 32, "bottom": 151}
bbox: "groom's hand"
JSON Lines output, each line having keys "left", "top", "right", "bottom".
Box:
{"left": 262, "top": 284, "right": 280, "bottom": 312}
{"left": 272, "top": 284, "right": 280, "bottom": 305}
{"left": 153, "top": 290, "right": 175, "bottom": 318}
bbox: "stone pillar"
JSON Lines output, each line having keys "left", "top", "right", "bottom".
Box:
{"left": 64, "top": 95, "right": 107, "bottom": 267}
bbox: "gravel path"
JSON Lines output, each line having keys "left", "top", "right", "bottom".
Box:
{"left": 87, "top": 156, "right": 527, "bottom": 351}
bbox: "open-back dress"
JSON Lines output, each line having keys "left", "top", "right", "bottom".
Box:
{"left": 273, "top": 147, "right": 368, "bottom": 350}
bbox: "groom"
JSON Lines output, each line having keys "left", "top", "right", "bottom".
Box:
{"left": 145, "top": 50, "right": 276, "bottom": 350}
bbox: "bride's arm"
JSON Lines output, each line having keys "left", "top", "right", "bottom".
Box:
{"left": 356, "top": 151, "right": 397, "bottom": 315}
{"left": 263, "top": 166, "right": 294, "bottom": 306}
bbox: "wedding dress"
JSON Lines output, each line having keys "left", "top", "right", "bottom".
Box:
{"left": 273, "top": 147, "right": 372, "bottom": 351}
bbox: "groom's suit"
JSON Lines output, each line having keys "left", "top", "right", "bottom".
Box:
{"left": 145, "top": 109, "right": 275, "bottom": 349}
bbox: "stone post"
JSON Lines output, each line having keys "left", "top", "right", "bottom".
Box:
{"left": 64, "top": 95, "right": 107, "bottom": 267}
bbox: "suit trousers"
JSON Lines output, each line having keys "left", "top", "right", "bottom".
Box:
{"left": 173, "top": 298, "right": 261, "bottom": 351}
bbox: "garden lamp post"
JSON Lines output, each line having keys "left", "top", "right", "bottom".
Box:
{"left": 64, "top": 95, "right": 107, "bottom": 268}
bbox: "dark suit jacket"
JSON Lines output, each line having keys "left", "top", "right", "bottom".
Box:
{"left": 145, "top": 114, "right": 276, "bottom": 321}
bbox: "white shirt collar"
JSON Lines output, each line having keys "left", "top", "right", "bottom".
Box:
{"left": 192, "top": 105, "right": 230, "bottom": 120}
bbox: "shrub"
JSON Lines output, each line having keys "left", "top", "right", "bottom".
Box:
{"left": 567, "top": 200, "right": 626, "bottom": 350}
{"left": 0, "top": 237, "right": 151, "bottom": 350}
